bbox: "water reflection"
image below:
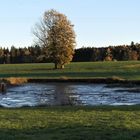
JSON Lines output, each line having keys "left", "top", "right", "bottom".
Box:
{"left": 0, "top": 83, "right": 140, "bottom": 107}
{"left": 52, "top": 83, "right": 78, "bottom": 105}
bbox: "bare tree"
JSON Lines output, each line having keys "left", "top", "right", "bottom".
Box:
{"left": 33, "top": 9, "right": 76, "bottom": 69}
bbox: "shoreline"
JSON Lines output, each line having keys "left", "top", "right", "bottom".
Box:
{"left": 27, "top": 78, "right": 140, "bottom": 84}
{"left": 1, "top": 77, "right": 140, "bottom": 89}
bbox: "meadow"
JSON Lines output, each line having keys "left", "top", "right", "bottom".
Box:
{"left": 0, "top": 61, "right": 140, "bottom": 140}
{"left": 0, "top": 106, "right": 139, "bottom": 140}
{"left": 0, "top": 61, "right": 140, "bottom": 80}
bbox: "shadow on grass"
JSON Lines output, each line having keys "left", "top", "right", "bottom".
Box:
{"left": 31, "top": 68, "right": 54, "bottom": 71}
{"left": 0, "top": 71, "right": 140, "bottom": 79}
{"left": 54, "top": 105, "right": 139, "bottom": 112}
{"left": 0, "top": 124, "right": 139, "bottom": 140}
{"left": 15, "top": 105, "right": 140, "bottom": 112}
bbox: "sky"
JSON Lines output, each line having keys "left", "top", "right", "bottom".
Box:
{"left": 0, "top": 0, "right": 140, "bottom": 48}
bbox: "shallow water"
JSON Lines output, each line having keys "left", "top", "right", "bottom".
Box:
{"left": 0, "top": 83, "right": 140, "bottom": 107}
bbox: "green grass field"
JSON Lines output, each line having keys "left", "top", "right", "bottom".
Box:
{"left": 0, "top": 61, "right": 140, "bottom": 139}
{"left": 0, "top": 106, "right": 139, "bottom": 140}
{"left": 0, "top": 61, "right": 140, "bottom": 80}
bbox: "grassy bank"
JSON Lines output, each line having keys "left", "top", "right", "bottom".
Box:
{"left": 0, "top": 106, "right": 139, "bottom": 140}
{"left": 0, "top": 61, "right": 140, "bottom": 80}
{"left": 0, "top": 62, "right": 139, "bottom": 139}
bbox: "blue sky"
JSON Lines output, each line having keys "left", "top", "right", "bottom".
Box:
{"left": 0, "top": 0, "right": 140, "bottom": 48}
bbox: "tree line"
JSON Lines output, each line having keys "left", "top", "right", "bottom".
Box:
{"left": 0, "top": 45, "right": 48, "bottom": 64}
{"left": 0, "top": 41, "right": 139, "bottom": 64}
{"left": 73, "top": 42, "right": 140, "bottom": 62}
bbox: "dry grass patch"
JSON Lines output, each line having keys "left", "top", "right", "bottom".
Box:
{"left": 111, "top": 76, "right": 125, "bottom": 81}
{"left": 59, "top": 76, "right": 69, "bottom": 80}
{"left": 5, "top": 77, "right": 28, "bottom": 85}
{"left": 124, "top": 64, "right": 140, "bottom": 68}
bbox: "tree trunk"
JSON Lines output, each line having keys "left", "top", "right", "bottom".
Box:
{"left": 60, "top": 65, "right": 64, "bottom": 69}
{"left": 54, "top": 63, "right": 58, "bottom": 69}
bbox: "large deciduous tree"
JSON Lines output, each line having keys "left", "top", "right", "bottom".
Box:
{"left": 33, "top": 9, "right": 76, "bottom": 69}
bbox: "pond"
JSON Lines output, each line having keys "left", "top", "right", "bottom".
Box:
{"left": 0, "top": 83, "right": 140, "bottom": 107}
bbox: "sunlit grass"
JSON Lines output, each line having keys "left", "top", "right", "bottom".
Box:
{"left": 0, "top": 61, "right": 139, "bottom": 80}
{"left": 0, "top": 106, "right": 139, "bottom": 140}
